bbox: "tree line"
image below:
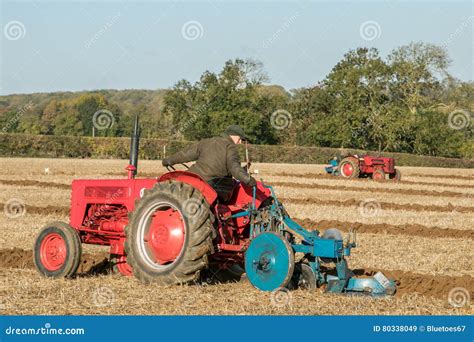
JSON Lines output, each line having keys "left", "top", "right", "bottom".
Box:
{"left": 0, "top": 42, "right": 472, "bottom": 158}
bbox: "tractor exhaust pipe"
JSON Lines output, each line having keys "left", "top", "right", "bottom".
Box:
{"left": 126, "top": 115, "right": 140, "bottom": 179}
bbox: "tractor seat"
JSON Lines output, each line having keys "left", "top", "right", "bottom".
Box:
{"left": 207, "top": 177, "right": 237, "bottom": 203}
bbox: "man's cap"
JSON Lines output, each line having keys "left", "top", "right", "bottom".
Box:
{"left": 225, "top": 125, "right": 251, "bottom": 142}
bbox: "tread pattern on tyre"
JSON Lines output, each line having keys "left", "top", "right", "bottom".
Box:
{"left": 125, "top": 180, "right": 215, "bottom": 285}
{"left": 33, "top": 221, "right": 82, "bottom": 278}
{"left": 372, "top": 169, "right": 386, "bottom": 181}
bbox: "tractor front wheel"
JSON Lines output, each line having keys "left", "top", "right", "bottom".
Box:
{"left": 372, "top": 169, "right": 386, "bottom": 181}
{"left": 33, "top": 221, "right": 82, "bottom": 278}
{"left": 338, "top": 158, "right": 360, "bottom": 179}
{"left": 125, "top": 181, "right": 214, "bottom": 285}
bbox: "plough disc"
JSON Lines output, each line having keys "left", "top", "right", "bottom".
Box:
{"left": 245, "top": 232, "right": 295, "bottom": 291}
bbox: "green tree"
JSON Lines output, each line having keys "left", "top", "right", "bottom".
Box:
{"left": 412, "top": 109, "right": 466, "bottom": 157}
{"left": 52, "top": 108, "right": 83, "bottom": 136}
{"left": 0, "top": 110, "right": 21, "bottom": 132}
{"left": 388, "top": 42, "right": 450, "bottom": 114}
{"left": 163, "top": 58, "right": 283, "bottom": 144}
{"left": 317, "top": 47, "right": 393, "bottom": 151}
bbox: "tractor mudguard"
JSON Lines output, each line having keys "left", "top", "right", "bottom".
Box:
{"left": 158, "top": 171, "right": 218, "bottom": 205}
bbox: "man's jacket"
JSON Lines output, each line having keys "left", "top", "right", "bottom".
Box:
{"left": 166, "top": 134, "right": 252, "bottom": 185}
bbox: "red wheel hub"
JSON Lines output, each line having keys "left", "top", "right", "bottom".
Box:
{"left": 373, "top": 172, "right": 383, "bottom": 180}
{"left": 342, "top": 163, "right": 353, "bottom": 177}
{"left": 147, "top": 208, "right": 185, "bottom": 265}
{"left": 40, "top": 233, "right": 66, "bottom": 271}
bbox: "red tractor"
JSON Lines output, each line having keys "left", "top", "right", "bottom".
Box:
{"left": 33, "top": 118, "right": 396, "bottom": 295}
{"left": 327, "top": 154, "right": 401, "bottom": 181}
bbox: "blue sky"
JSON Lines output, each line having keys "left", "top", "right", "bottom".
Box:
{"left": 1, "top": 0, "right": 472, "bottom": 95}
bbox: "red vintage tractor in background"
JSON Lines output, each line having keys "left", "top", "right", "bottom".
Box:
{"left": 33, "top": 117, "right": 396, "bottom": 295}
{"left": 326, "top": 154, "right": 401, "bottom": 181}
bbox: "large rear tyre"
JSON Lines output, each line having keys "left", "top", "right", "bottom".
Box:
{"left": 338, "top": 158, "right": 360, "bottom": 179}
{"left": 125, "top": 181, "right": 214, "bottom": 285}
{"left": 33, "top": 221, "right": 82, "bottom": 278}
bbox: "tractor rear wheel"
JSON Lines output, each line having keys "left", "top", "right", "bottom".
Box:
{"left": 125, "top": 181, "right": 214, "bottom": 285}
{"left": 389, "top": 168, "right": 401, "bottom": 182}
{"left": 33, "top": 221, "right": 82, "bottom": 278}
{"left": 372, "top": 169, "right": 386, "bottom": 181}
{"left": 338, "top": 158, "right": 360, "bottom": 179}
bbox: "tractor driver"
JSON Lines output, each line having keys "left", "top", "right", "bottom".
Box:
{"left": 162, "top": 125, "right": 257, "bottom": 200}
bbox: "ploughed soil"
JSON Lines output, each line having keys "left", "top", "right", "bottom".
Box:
{"left": 0, "top": 248, "right": 472, "bottom": 301}
{"left": 283, "top": 197, "right": 474, "bottom": 213}
{"left": 353, "top": 268, "right": 473, "bottom": 300}
{"left": 273, "top": 172, "right": 474, "bottom": 188}
{"left": 407, "top": 173, "right": 474, "bottom": 181}
{"left": 3, "top": 204, "right": 70, "bottom": 216}
{"left": 294, "top": 218, "right": 473, "bottom": 239}
{"left": 0, "top": 179, "right": 70, "bottom": 190}
{"left": 0, "top": 248, "right": 109, "bottom": 276}
{"left": 273, "top": 181, "right": 468, "bottom": 198}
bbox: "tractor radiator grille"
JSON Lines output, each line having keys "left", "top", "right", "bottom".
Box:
{"left": 84, "top": 186, "right": 129, "bottom": 199}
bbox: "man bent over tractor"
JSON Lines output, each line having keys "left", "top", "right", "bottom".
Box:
{"left": 162, "top": 125, "right": 257, "bottom": 200}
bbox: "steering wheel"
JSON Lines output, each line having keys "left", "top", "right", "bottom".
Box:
{"left": 166, "top": 163, "right": 189, "bottom": 172}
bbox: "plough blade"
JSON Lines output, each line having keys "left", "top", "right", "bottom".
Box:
{"left": 326, "top": 272, "right": 396, "bottom": 296}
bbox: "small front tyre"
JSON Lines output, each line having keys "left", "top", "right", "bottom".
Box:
{"left": 34, "top": 221, "right": 82, "bottom": 278}
{"left": 372, "top": 169, "right": 386, "bottom": 181}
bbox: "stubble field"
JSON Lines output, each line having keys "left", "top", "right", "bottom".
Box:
{"left": 0, "top": 158, "right": 473, "bottom": 315}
